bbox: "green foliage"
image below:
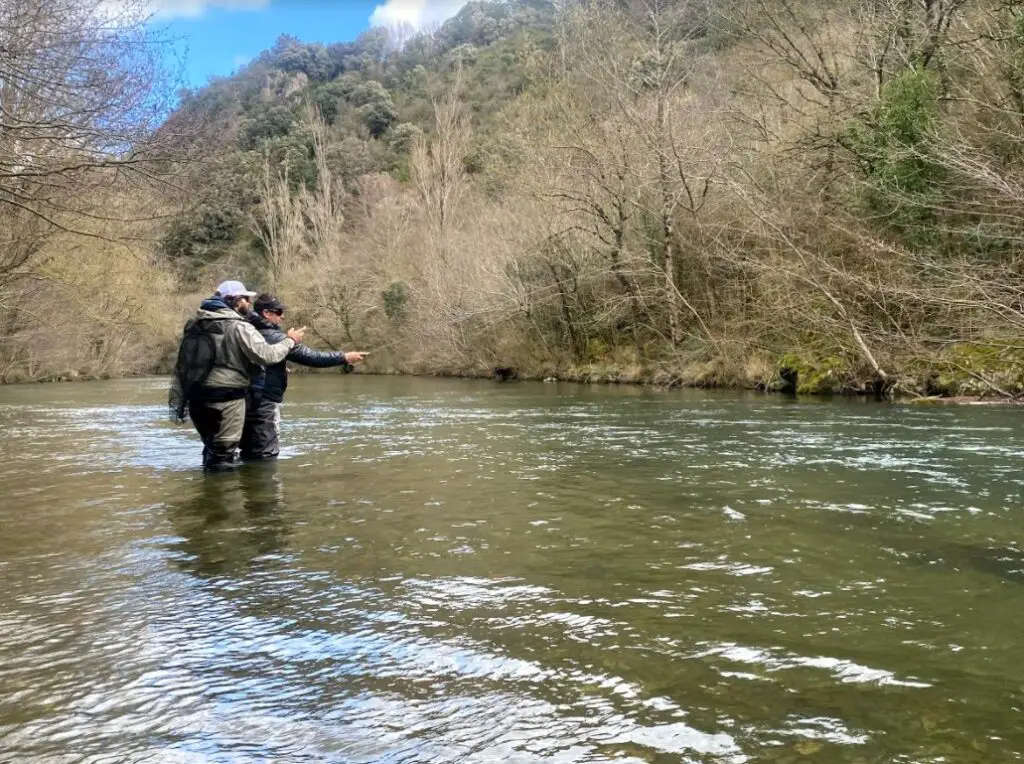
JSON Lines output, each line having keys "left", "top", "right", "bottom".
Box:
{"left": 354, "top": 27, "right": 389, "bottom": 67}
{"left": 435, "top": 0, "right": 553, "bottom": 51}
{"left": 387, "top": 122, "right": 422, "bottom": 154}
{"left": 165, "top": 0, "right": 557, "bottom": 192}
{"left": 382, "top": 281, "right": 409, "bottom": 320}
{"left": 453, "top": 31, "right": 549, "bottom": 122}
{"left": 359, "top": 99, "right": 398, "bottom": 137}
{"left": 238, "top": 105, "right": 295, "bottom": 150}
{"left": 933, "top": 344, "right": 1024, "bottom": 396}
{"left": 266, "top": 129, "right": 319, "bottom": 189}
{"left": 278, "top": 40, "right": 331, "bottom": 81}
{"left": 328, "top": 136, "right": 377, "bottom": 185}
{"left": 310, "top": 80, "right": 351, "bottom": 124}
{"left": 347, "top": 80, "right": 398, "bottom": 136}
{"left": 777, "top": 352, "right": 854, "bottom": 395}
{"left": 257, "top": 35, "right": 330, "bottom": 81}
{"left": 161, "top": 204, "right": 243, "bottom": 279}
{"left": 586, "top": 337, "right": 610, "bottom": 361}
{"left": 401, "top": 64, "right": 430, "bottom": 94}
{"left": 846, "top": 68, "right": 945, "bottom": 243}
{"left": 349, "top": 80, "right": 390, "bottom": 107}
{"left": 447, "top": 44, "right": 480, "bottom": 68}
{"left": 462, "top": 140, "right": 486, "bottom": 174}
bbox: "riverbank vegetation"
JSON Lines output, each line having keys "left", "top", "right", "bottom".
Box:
{"left": 5, "top": 0, "right": 1024, "bottom": 397}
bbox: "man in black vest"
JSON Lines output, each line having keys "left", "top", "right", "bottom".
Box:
{"left": 240, "top": 293, "right": 366, "bottom": 461}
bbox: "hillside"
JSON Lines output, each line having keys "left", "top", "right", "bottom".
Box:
{"left": 6, "top": 0, "right": 1024, "bottom": 398}
{"left": 159, "top": 0, "right": 557, "bottom": 284}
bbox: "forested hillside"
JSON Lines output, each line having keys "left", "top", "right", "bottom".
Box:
{"left": 6, "top": 0, "right": 1024, "bottom": 397}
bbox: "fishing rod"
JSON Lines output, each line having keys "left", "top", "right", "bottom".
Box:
{"left": 303, "top": 303, "right": 522, "bottom": 361}
{"left": 302, "top": 281, "right": 567, "bottom": 358}
{"left": 366, "top": 304, "right": 521, "bottom": 355}
{"left": 303, "top": 258, "right": 669, "bottom": 359}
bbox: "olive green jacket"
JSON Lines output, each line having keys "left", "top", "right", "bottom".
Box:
{"left": 168, "top": 303, "right": 295, "bottom": 417}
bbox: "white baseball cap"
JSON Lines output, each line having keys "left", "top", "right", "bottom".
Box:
{"left": 216, "top": 280, "right": 257, "bottom": 298}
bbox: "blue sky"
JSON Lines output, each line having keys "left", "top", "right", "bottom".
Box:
{"left": 153, "top": 0, "right": 470, "bottom": 88}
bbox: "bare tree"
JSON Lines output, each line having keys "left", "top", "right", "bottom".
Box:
{"left": 250, "top": 112, "right": 346, "bottom": 287}
{"left": 410, "top": 67, "right": 471, "bottom": 240}
{"left": 250, "top": 157, "right": 304, "bottom": 286}
{"left": 629, "top": 0, "right": 718, "bottom": 345}
{"left": 0, "top": 0, "right": 177, "bottom": 283}
{"left": 549, "top": 0, "right": 723, "bottom": 348}
{"left": 852, "top": 0, "right": 968, "bottom": 95}
{"left": 382, "top": 20, "right": 419, "bottom": 54}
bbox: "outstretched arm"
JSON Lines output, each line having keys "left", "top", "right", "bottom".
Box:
{"left": 288, "top": 344, "right": 350, "bottom": 369}
{"left": 288, "top": 345, "right": 368, "bottom": 370}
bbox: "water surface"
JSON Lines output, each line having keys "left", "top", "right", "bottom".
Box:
{"left": 1, "top": 376, "right": 1022, "bottom": 762}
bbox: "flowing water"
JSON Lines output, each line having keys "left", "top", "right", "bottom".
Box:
{"left": 1, "top": 375, "right": 1023, "bottom": 763}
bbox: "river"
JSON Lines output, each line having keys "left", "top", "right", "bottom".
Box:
{"left": 0, "top": 375, "right": 1022, "bottom": 763}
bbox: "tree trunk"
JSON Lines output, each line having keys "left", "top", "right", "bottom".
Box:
{"left": 657, "top": 91, "right": 681, "bottom": 345}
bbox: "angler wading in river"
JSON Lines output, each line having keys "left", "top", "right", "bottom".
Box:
{"left": 240, "top": 292, "right": 367, "bottom": 461}
{"left": 169, "top": 281, "right": 306, "bottom": 471}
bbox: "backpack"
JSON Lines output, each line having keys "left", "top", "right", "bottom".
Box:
{"left": 173, "top": 318, "right": 228, "bottom": 417}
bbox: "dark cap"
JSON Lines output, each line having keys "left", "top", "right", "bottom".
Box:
{"left": 254, "top": 293, "right": 287, "bottom": 314}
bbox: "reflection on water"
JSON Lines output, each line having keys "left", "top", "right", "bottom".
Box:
{"left": 167, "top": 461, "right": 290, "bottom": 578}
{"left": 0, "top": 376, "right": 1023, "bottom": 762}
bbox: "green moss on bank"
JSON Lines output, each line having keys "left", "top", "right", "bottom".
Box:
{"left": 11, "top": 341, "right": 1024, "bottom": 404}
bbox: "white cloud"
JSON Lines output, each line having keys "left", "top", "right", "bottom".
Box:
{"left": 370, "top": 0, "right": 469, "bottom": 31}
{"left": 149, "top": 0, "right": 269, "bottom": 20}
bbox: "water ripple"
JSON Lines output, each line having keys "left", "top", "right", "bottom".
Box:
{"left": 1, "top": 378, "right": 1023, "bottom": 762}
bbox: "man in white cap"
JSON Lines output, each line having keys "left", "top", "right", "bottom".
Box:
{"left": 170, "top": 280, "right": 306, "bottom": 471}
